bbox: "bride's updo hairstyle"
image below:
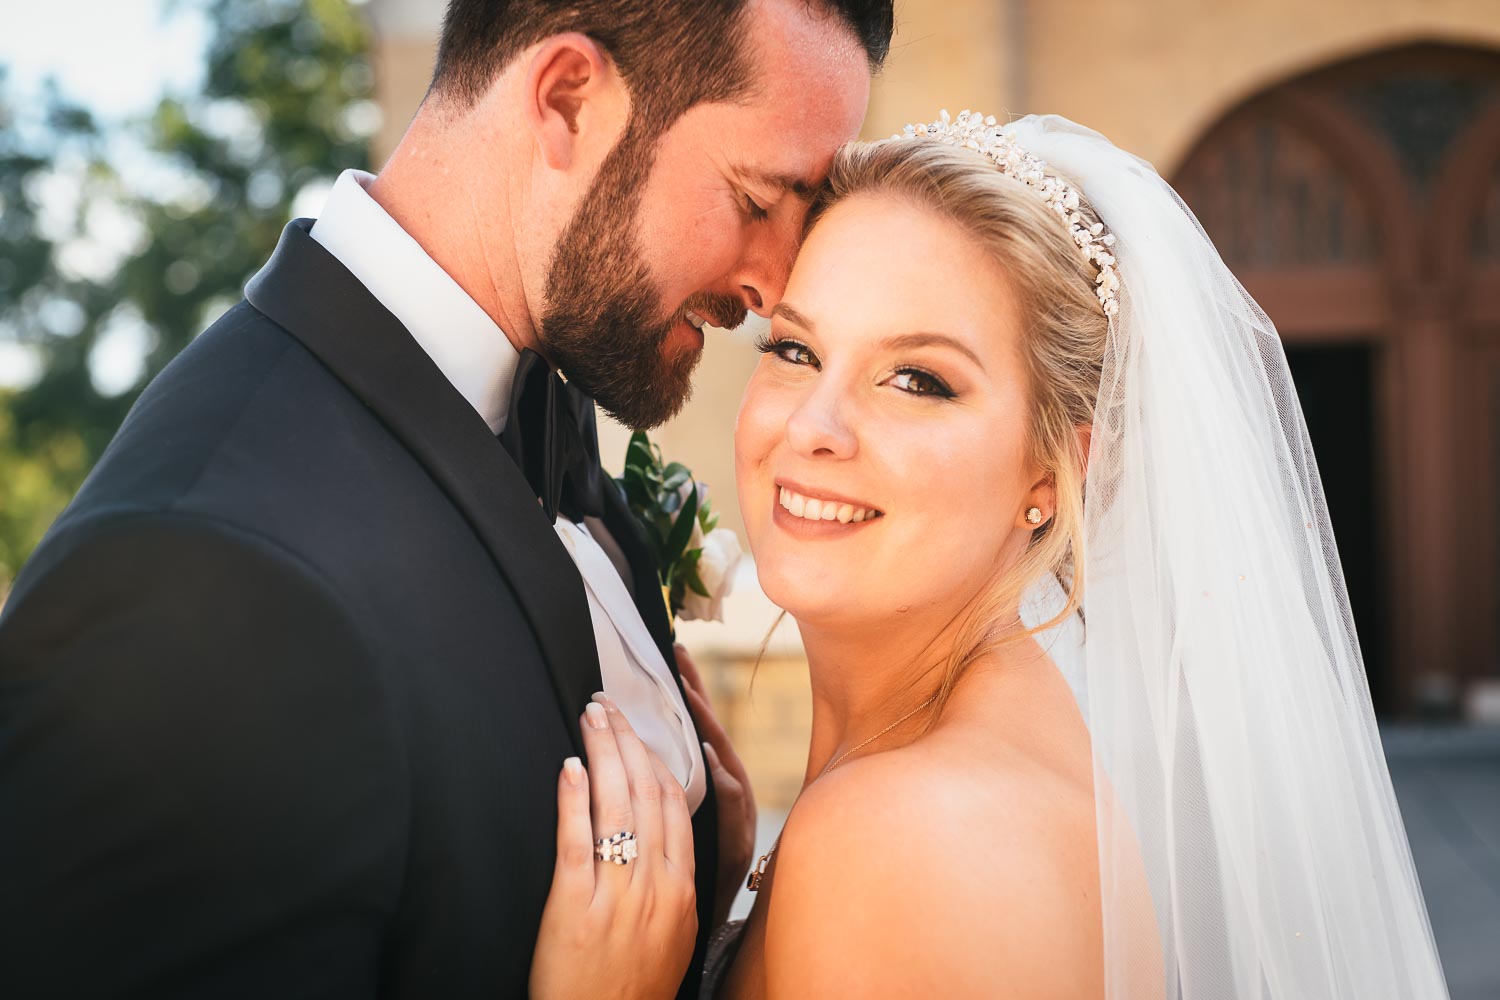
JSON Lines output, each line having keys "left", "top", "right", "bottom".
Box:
{"left": 805, "top": 130, "right": 1110, "bottom": 717}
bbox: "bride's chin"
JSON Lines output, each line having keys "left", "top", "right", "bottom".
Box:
{"left": 756, "top": 565, "right": 818, "bottom": 621}
{"left": 757, "top": 565, "right": 872, "bottom": 630}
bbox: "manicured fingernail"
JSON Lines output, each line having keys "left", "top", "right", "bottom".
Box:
{"left": 702, "top": 741, "right": 718, "bottom": 763}
{"left": 591, "top": 692, "right": 615, "bottom": 711}
{"left": 563, "top": 757, "right": 584, "bottom": 786}
{"left": 585, "top": 703, "right": 608, "bottom": 729}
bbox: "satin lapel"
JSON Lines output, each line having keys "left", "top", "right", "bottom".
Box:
{"left": 245, "top": 220, "right": 599, "bottom": 756}
{"left": 599, "top": 477, "right": 679, "bottom": 675}
{"left": 598, "top": 461, "right": 719, "bottom": 982}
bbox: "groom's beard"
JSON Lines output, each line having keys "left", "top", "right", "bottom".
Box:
{"left": 542, "top": 126, "right": 745, "bottom": 430}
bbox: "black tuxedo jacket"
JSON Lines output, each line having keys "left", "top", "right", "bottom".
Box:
{"left": 0, "top": 220, "right": 718, "bottom": 998}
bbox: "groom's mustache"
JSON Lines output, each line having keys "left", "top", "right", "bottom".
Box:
{"left": 680, "top": 293, "right": 747, "bottom": 332}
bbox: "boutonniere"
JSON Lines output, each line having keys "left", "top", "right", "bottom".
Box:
{"left": 616, "top": 431, "right": 743, "bottom": 623}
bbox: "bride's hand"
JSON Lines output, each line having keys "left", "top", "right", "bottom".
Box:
{"left": 529, "top": 695, "right": 698, "bottom": 1000}
{"left": 675, "top": 644, "right": 756, "bottom": 930}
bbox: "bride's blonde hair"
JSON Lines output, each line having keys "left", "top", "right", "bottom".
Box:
{"left": 806, "top": 137, "right": 1111, "bottom": 721}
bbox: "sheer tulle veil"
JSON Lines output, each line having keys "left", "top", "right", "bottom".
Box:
{"left": 1004, "top": 115, "right": 1449, "bottom": 998}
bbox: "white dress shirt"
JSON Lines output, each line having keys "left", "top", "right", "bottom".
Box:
{"left": 308, "top": 169, "right": 705, "bottom": 812}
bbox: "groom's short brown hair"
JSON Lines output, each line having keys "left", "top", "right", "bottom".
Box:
{"left": 431, "top": 0, "right": 893, "bottom": 131}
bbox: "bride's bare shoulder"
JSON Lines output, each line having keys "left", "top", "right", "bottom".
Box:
{"left": 762, "top": 726, "right": 1101, "bottom": 999}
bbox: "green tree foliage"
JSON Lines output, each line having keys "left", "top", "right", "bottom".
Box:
{"left": 0, "top": 396, "right": 88, "bottom": 601}
{"left": 0, "top": 0, "right": 374, "bottom": 589}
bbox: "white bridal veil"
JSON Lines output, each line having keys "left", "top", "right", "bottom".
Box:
{"left": 1006, "top": 115, "right": 1449, "bottom": 998}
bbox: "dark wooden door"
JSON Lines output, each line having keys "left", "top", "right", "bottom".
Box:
{"left": 1173, "top": 43, "right": 1500, "bottom": 718}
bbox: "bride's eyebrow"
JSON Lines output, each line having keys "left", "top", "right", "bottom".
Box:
{"left": 771, "top": 302, "right": 816, "bottom": 330}
{"left": 771, "top": 309, "right": 984, "bottom": 370}
{"left": 879, "top": 332, "right": 985, "bottom": 370}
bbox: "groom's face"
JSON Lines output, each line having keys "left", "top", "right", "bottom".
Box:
{"left": 540, "top": 0, "right": 870, "bottom": 430}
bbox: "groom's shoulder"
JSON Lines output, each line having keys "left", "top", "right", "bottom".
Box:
{"left": 69, "top": 302, "right": 307, "bottom": 491}
{"left": 60, "top": 299, "right": 393, "bottom": 532}
{"left": 9, "top": 300, "right": 403, "bottom": 615}
{"left": 104, "top": 299, "right": 349, "bottom": 476}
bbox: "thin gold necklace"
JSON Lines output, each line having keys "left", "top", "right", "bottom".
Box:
{"left": 746, "top": 693, "right": 938, "bottom": 891}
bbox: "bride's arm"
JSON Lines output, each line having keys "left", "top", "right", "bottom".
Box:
{"left": 760, "top": 756, "right": 1101, "bottom": 999}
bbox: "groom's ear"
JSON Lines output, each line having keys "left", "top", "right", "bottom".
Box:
{"left": 523, "top": 33, "right": 630, "bottom": 174}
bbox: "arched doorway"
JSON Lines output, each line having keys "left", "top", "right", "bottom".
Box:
{"left": 1173, "top": 43, "right": 1500, "bottom": 718}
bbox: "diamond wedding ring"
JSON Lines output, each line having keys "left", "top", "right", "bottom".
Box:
{"left": 594, "top": 831, "right": 638, "bottom": 865}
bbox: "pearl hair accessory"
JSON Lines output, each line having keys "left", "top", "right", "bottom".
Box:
{"left": 895, "top": 110, "right": 1121, "bottom": 318}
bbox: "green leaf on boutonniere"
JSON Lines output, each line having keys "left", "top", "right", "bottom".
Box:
{"left": 664, "top": 484, "right": 699, "bottom": 564}
{"left": 626, "top": 433, "right": 655, "bottom": 466}
{"left": 615, "top": 429, "right": 731, "bottom": 622}
{"left": 662, "top": 463, "right": 692, "bottom": 494}
{"left": 684, "top": 552, "right": 712, "bottom": 598}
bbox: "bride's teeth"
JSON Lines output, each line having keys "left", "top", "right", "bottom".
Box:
{"left": 779, "top": 487, "right": 879, "bottom": 524}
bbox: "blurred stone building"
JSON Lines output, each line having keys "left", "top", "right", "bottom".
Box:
{"left": 362, "top": 0, "right": 1500, "bottom": 808}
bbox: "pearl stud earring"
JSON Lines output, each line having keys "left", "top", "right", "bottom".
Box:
{"left": 1026, "top": 507, "right": 1043, "bottom": 525}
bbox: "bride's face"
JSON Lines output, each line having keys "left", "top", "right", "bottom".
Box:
{"left": 736, "top": 192, "right": 1043, "bottom": 630}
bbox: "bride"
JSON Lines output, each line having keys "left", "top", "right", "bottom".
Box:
{"left": 525, "top": 112, "right": 1451, "bottom": 999}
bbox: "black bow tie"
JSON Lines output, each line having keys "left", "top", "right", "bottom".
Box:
{"left": 498, "top": 349, "right": 608, "bottom": 523}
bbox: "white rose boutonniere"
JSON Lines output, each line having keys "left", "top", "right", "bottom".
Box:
{"left": 615, "top": 431, "right": 743, "bottom": 624}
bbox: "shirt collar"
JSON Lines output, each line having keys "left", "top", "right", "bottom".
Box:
{"left": 308, "top": 169, "right": 518, "bottom": 434}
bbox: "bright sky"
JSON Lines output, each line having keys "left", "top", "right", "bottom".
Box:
{"left": 1, "top": 0, "right": 209, "bottom": 121}
{"left": 1, "top": 2, "right": 238, "bottom": 392}
{"left": 1, "top": 1, "right": 389, "bottom": 395}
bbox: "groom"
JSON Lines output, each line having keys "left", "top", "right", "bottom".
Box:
{"left": 0, "top": 0, "right": 887, "bottom": 995}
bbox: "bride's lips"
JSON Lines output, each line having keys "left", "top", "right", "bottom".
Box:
{"left": 771, "top": 479, "right": 884, "bottom": 538}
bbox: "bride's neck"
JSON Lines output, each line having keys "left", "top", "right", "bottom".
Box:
{"left": 796, "top": 610, "right": 967, "bottom": 783}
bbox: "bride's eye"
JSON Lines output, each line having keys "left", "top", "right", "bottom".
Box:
{"left": 888, "top": 367, "right": 954, "bottom": 398}
{"left": 754, "top": 335, "right": 819, "bottom": 368}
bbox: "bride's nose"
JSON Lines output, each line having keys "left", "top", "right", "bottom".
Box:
{"left": 784, "top": 379, "right": 858, "bottom": 460}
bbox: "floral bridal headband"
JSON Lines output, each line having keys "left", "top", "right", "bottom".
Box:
{"left": 896, "top": 110, "right": 1121, "bottom": 318}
